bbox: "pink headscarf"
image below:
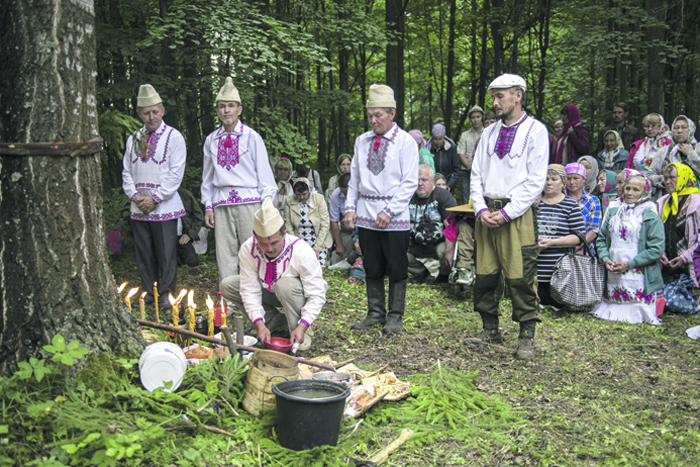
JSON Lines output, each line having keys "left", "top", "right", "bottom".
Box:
{"left": 554, "top": 105, "right": 582, "bottom": 164}
{"left": 565, "top": 162, "right": 587, "bottom": 179}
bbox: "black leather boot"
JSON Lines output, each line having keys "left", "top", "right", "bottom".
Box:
{"left": 383, "top": 279, "right": 407, "bottom": 335}
{"left": 351, "top": 279, "right": 387, "bottom": 329}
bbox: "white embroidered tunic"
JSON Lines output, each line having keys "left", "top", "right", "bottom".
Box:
{"left": 471, "top": 113, "right": 549, "bottom": 221}
{"left": 238, "top": 233, "right": 327, "bottom": 328}
{"left": 201, "top": 121, "right": 277, "bottom": 210}
{"left": 343, "top": 123, "right": 419, "bottom": 231}
{"left": 122, "top": 122, "right": 186, "bottom": 221}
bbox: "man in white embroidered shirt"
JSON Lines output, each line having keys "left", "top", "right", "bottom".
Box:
{"left": 201, "top": 78, "right": 277, "bottom": 281}
{"left": 220, "top": 198, "right": 327, "bottom": 351}
{"left": 343, "top": 84, "right": 419, "bottom": 335}
{"left": 122, "top": 84, "right": 186, "bottom": 310}
{"left": 466, "top": 74, "right": 548, "bottom": 361}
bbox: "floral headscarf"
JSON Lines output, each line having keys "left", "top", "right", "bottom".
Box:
{"left": 554, "top": 105, "right": 582, "bottom": 164}
{"left": 621, "top": 175, "right": 653, "bottom": 212}
{"left": 602, "top": 130, "right": 623, "bottom": 169}
{"left": 672, "top": 115, "right": 697, "bottom": 145}
{"left": 643, "top": 114, "right": 673, "bottom": 150}
{"left": 661, "top": 163, "right": 700, "bottom": 222}
{"left": 578, "top": 155, "right": 600, "bottom": 194}
{"left": 664, "top": 116, "right": 698, "bottom": 170}
{"left": 619, "top": 168, "right": 641, "bottom": 184}
{"left": 600, "top": 170, "right": 618, "bottom": 210}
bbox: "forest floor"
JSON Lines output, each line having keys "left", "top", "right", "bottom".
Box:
{"left": 105, "top": 253, "right": 700, "bottom": 466}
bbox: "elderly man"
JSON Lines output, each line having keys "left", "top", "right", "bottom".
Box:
{"left": 408, "top": 164, "right": 457, "bottom": 284}
{"left": 344, "top": 84, "right": 419, "bottom": 334}
{"left": 220, "top": 198, "right": 327, "bottom": 351}
{"left": 595, "top": 102, "right": 639, "bottom": 153}
{"left": 202, "top": 77, "right": 277, "bottom": 281}
{"left": 457, "top": 106, "right": 485, "bottom": 204}
{"left": 468, "top": 74, "right": 549, "bottom": 360}
{"left": 122, "top": 84, "right": 186, "bottom": 311}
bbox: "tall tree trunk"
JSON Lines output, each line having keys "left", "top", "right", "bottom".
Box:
{"left": 183, "top": 39, "right": 201, "bottom": 169}
{"left": 159, "top": 0, "right": 180, "bottom": 128}
{"left": 478, "top": 0, "right": 490, "bottom": 109}
{"left": 535, "top": 0, "right": 551, "bottom": 122}
{"left": 0, "top": 0, "right": 144, "bottom": 372}
{"left": 490, "top": 0, "right": 503, "bottom": 77}
{"left": 385, "top": 0, "right": 405, "bottom": 128}
{"left": 647, "top": 0, "right": 667, "bottom": 114}
{"left": 444, "top": 0, "right": 457, "bottom": 135}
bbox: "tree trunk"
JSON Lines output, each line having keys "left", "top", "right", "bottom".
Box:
{"left": 490, "top": 0, "right": 503, "bottom": 77}
{"left": 646, "top": 0, "right": 667, "bottom": 114}
{"left": 444, "top": 0, "right": 457, "bottom": 135}
{"left": 478, "top": 0, "right": 490, "bottom": 109}
{"left": 0, "top": 0, "right": 144, "bottom": 373}
{"left": 385, "top": 0, "right": 405, "bottom": 128}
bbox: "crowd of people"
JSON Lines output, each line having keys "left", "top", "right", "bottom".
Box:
{"left": 121, "top": 76, "right": 700, "bottom": 361}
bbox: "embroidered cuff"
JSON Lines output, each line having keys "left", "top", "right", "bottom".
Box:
{"left": 476, "top": 208, "right": 488, "bottom": 219}
{"left": 299, "top": 319, "right": 310, "bottom": 329}
{"left": 500, "top": 209, "right": 511, "bottom": 222}
{"left": 206, "top": 205, "right": 213, "bottom": 211}
{"left": 343, "top": 205, "right": 356, "bottom": 213}
{"left": 383, "top": 206, "right": 395, "bottom": 218}
{"left": 152, "top": 194, "right": 163, "bottom": 204}
{"left": 131, "top": 192, "right": 141, "bottom": 201}
{"left": 253, "top": 317, "right": 264, "bottom": 325}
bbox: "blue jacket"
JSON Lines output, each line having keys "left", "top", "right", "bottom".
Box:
{"left": 597, "top": 149, "right": 630, "bottom": 172}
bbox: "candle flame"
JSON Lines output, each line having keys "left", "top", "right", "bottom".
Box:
{"left": 206, "top": 294, "right": 214, "bottom": 310}
{"left": 187, "top": 289, "right": 194, "bottom": 307}
{"left": 175, "top": 288, "right": 187, "bottom": 304}
{"left": 168, "top": 293, "right": 176, "bottom": 306}
{"left": 141, "top": 291, "right": 147, "bottom": 298}
{"left": 126, "top": 288, "right": 139, "bottom": 299}
{"left": 117, "top": 282, "right": 128, "bottom": 293}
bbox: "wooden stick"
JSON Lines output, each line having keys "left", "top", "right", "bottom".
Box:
{"left": 137, "top": 319, "right": 335, "bottom": 371}
{"left": 235, "top": 316, "right": 245, "bottom": 347}
{"left": 335, "top": 358, "right": 356, "bottom": 369}
{"left": 369, "top": 428, "right": 414, "bottom": 464}
{"left": 219, "top": 325, "right": 239, "bottom": 356}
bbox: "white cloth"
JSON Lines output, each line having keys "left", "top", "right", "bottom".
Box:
{"left": 201, "top": 121, "right": 277, "bottom": 210}
{"left": 633, "top": 140, "right": 671, "bottom": 177}
{"left": 456, "top": 127, "right": 484, "bottom": 167}
{"left": 122, "top": 122, "right": 186, "bottom": 221}
{"left": 591, "top": 202, "right": 660, "bottom": 325}
{"left": 470, "top": 113, "right": 549, "bottom": 221}
{"left": 687, "top": 325, "right": 700, "bottom": 340}
{"left": 238, "top": 233, "right": 327, "bottom": 327}
{"left": 344, "top": 123, "right": 419, "bottom": 231}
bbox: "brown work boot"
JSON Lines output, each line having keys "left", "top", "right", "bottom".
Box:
{"left": 464, "top": 313, "right": 504, "bottom": 345}
{"left": 515, "top": 320, "right": 536, "bottom": 360}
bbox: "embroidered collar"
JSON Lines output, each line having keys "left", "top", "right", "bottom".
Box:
{"left": 214, "top": 121, "right": 244, "bottom": 139}
{"left": 250, "top": 234, "right": 300, "bottom": 291}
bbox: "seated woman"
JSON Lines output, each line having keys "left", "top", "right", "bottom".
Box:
{"left": 325, "top": 154, "right": 352, "bottom": 204}
{"left": 648, "top": 115, "right": 700, "bottom": 194}
{"left": 597, "top": 169, "right": 618, "bottom": 219}
{"left": 434, "top": 173, "right": 447, "bottom": 190}
{"left": 566, "top": 162, "right": 601, "bottom": 254}
{"left": 536, "top": 164, "right": 586, "bottom": 309}
{"left": 272, "top": 158, "right": 293, "bottom": 213}
{"left": 656, "top": 163, "right": 700, "bottom": 301}
{"left": 592, "top": 175, "right": 664, "bottom": 325}
{"left": 629, "top": 113, "right": 673, "bottom": 177}
{"left": 597, "top": 130, "right": 629, "bottom": 172}
{"left": 578, "top": 155, "right": 601, "bottom": 198}
{"left": 284, "top": 178, "right": 332, "bottom": 267}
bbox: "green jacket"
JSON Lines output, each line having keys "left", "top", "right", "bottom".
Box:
{"left": 178, "top": 188, "right": 204, "bottom": 240}
{"left": 596, "top": 206, "right": 665, "bottom": 295}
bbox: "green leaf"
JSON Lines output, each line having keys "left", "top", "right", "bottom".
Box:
{"left": 205, "top": 380, "right": 219, "bottom": 395}
{"left": 43, "top": 345, "right": 58, "bottom": 354}
{"left": 60, "top": 353, "right": 75, "bottom": 366}
{"left": 0, "top": 426, "right": 8, "bottom": 434}
{"left": 66, "top": 340, "right": 80, "bottom": 351}
{"left": 17, "top": 361, "right": 33, "bottom": 380}
{"left": 51, "top": 334, "right": 66, "bottom": 352}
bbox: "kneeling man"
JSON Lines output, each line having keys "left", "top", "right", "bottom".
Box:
{"left": 221, "top": 198, "right": 327, "bottom": 351}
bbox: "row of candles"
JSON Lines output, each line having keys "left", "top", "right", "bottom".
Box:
{"left": 117, "top": 282, "right": 225, "bottom": 338}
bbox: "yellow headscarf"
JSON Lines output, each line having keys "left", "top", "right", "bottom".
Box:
{"left": 662, "top": 163, "right": 700, "bottom": 222}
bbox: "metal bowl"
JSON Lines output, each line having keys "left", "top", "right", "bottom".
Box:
{"left": 311, "top": 371, "right": 353, "bottom": 386}
{"left": 262, "top": 337, "right": 293, "bottom": 353}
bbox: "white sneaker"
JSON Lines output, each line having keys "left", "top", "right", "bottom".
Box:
{"left": 328, "top": 259, "right": 351, "bottom": 270}
{"left": 455, "top": 268, "right": 475, "bottom": 286}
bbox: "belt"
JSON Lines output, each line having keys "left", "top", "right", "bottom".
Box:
{"left": 484, "top": 197, "right": 510, "bottom": 210}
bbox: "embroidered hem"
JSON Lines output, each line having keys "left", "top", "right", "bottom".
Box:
{"left": 356, "top": 216, "right": 410, "bottom": 231}
{"left": 131, "top": 209, "right": 186, "bottom": 221}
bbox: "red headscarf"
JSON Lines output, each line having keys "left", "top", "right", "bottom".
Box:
{"left": 554, "top": 105, "right": 581, "bottom": 164}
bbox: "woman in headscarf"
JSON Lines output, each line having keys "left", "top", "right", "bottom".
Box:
{"left": 592, "top": 174, "right": 664, "bottom": 325}
{"left": 596, "top": 130, "right": 629, "bottom": 172}
{"left": 409, "top": 129, "right": 435, "bottom": 173}
{"left": 427, "top": 124, "right": 461, "bottom": 193}
{"left": 554, "top": 105, "right": 590, "bottom": 165}
{"left": 325, "top": 154, "right": 352, "bottom": 204}
{"left": 273, "top": 158, "right": 293, "bottom": 213}
{"left": 577, "top": 155, "right": 600, "bottom": 198}
{"left": 284, "top": 177, "right": 332, "bottom": 267}
{"left": 648, "top": 115, "right": 700, "bottom": 193}
{"left": 566, "top": 162, "right": 601, "bottom": 254}
{"left": 629, "top": 113, "right": 673, "bottom": 176}
{"left": 536, "top": 164, "right": 586, "bottom": 310}
{"left": 597, "top": 169, "right": 618, "bottom": 219}
{"left": 656, "top": 163, "right": 700, "bottom": 295}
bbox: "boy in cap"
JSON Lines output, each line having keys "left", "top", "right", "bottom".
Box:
{"left": 201, "top": 77, "right": 277, "bottom": 281}
{"left": 467, "top": 74, "right": 549, "bottom": 360}
{"left": 220, "top": 198, "right": 327, "bottom": 351}
{"left": 457, "top": 105, "right": 485, "bottom": 204}
{"left": 343, "top": 84, "right": 419, "bottom": 334}
{"left": 122, "top": 84, "right": 186, "bottom": 310}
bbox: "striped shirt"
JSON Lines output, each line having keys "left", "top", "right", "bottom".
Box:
{"left": 537, "top": 197, "right": 586, "bottom": 282}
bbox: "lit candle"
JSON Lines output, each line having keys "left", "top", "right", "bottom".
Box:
{"left": 153, "top": 282, "right": 159, "bottom": 323}
{"left": 139, "top": 292, "right": 147, "bottom": 320}
{"left": 125, "top": 288, "right": 138, "bottom": 311}
{"left": 206, "top": 294, "right": 215, "bottom": 337}
{"left": 221, "top": 295, "right": 227, "bottom": 327}
{"left": 188, "top": 290, "right": 196, "bottom": 347}
{"left": 117, "top": 282, "right": 128, "bottom": 294}
{"left": 169, "top": 293, "right": 178, "bottom": 327}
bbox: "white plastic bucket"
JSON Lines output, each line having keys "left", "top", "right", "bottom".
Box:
{"left": 139, "top": 342, "right": 187, "bottom": 392}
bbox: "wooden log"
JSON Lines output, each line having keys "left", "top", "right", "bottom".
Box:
{"left": 0, "top": 141, "right": 102, "bottom": 157}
